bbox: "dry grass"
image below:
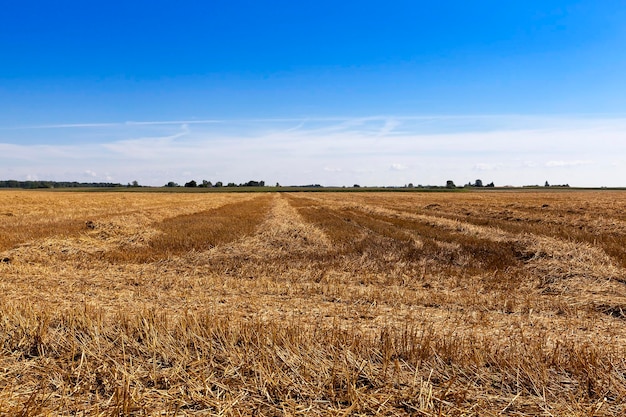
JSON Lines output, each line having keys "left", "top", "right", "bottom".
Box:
{"left": 1, "top": 190, "right": 625, "bottom": 416}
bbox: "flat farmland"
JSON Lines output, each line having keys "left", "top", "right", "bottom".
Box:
{"left": 1, "top": 190, "right": 625, "bottom": 416}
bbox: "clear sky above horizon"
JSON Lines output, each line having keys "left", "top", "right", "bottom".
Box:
{"left": 1, "top": 1, "right": 625, "bottom": 186}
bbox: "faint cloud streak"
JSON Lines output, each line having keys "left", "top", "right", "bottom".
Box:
{"left": 1, "top": 115, "right": 625, "bottom": 187}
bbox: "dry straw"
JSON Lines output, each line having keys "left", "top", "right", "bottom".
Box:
{"left": 0, "top": 190, "right": 625, "bottom": 415}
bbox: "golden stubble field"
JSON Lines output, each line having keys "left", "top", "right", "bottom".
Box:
{"left": 1, "top": 189, "right": 625, "bottom": 416}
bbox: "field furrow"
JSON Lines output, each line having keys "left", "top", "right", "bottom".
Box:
{"left": 327, "top": 191, "right": 626, "bottom": 268}
{"left": 102, "top": 193, "right": 273, "bottom": 263}
{"left": 294, "top": 192, "right": 626, "bottom": 285}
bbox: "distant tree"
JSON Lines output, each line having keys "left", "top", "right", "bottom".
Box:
{"left": 184, "top": 180, "right": 197, "bottom": 187}
{"left": 353, "top": 184, "right": 361, "bottom": 188}
{"left": 0, "top": 180, "right": 122, "bottom": 189}
{"left": 486, "top": 182, "right": 495, "bottom": 187}
{"left": 259, "top": 180, "right": 265, "bottom": 187}
{"left": 446, "top": 180, "right": 456, "bottom": 189}
{"left": 199, "top": 180, "right": 212, "bottom": 188}
{"left": 275, "top": 182, "right": 280, "bottom": 187}
{"left": 545, "top": 181, "right": 550, "bottom": 187}
{"left": 214, "top": 181, "right": 223, "bottom": 187}
{"left": 227, "top": 182, "right": 237, "bottom": 187}
{"left": 131, "top": 180, "right": 139, "bottom": 187}
{"left": 165, "top": 181, "right": 179, "bottom": 187}
{"left": 407, "top": 183, "right": 414, "bottom": 188}
{"left": 474, "top": 179, "right": 483, "bottom": 187}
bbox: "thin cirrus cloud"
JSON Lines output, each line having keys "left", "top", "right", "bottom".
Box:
{"left": 1, "top": 115, "right": 625, "bottom": 187}
{"left": 473, "top": 163, "right": 503, "bottom": 171}
{"left": 390, "top": 163, "right": 409, "bottom": 171}
{"left": 545, "top": 160, "right": 594, "bottom": 167}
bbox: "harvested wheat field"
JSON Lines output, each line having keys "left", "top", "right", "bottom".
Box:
{"left": 1, "top": 189, "right": 625, "bottom": 416}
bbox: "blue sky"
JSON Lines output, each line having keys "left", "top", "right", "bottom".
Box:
{"left": 1, "top": 1, "right": 625, "bottom": 186}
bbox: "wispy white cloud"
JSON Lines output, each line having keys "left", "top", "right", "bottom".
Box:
{"left": 1, "top": 115, "right": 626, "bottom": 186}
{"left": 9, "top": 122, "right": 123, "bottom": 129}
{"left": 545, "top": 160, "right": 594, "bottom": 167}
{"left": 0, "top": 143, "right": 95, "bottom": 160}
{"left": 522, "top": 160, "right": 538, "bottom": 168}
{"left": 390, "top": 163, "right": 408, "bottom": 171}
{"left": 2, "top": 113, "right": 626, "bottom": 129}
{"left": 473, "top": 163, "right": 502, "bottom": 171}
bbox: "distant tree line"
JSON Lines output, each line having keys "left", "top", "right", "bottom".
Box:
{"left": 0, "top": 180, "right": 124, "bottom": 189}
{"left": 465, "top": 179, "right": 495, "bottom": 188}
{"left": 544, "top": 181, "right": 570, "bottom": 188}
{"left": 170, "top": 180, "right": 267, "bottom": 188}
{"left": 4, "top": 178, "right": 579, "bottom": 191}
{"left": 443, "top": 179, "right": 495, "bottom": 189}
